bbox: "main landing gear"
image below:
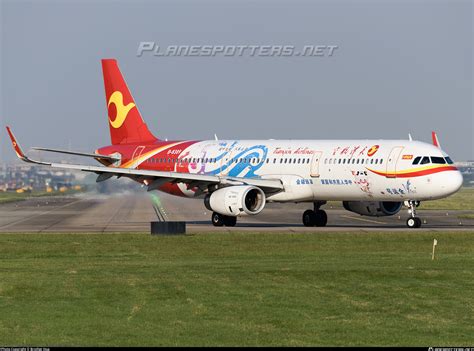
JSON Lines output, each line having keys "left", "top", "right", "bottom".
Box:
{"left": 405, "top": 200, "right": 422, "bottom": 228}
{"left": 302, "top": 202, "right": 328, "bottom": 227}
{"left": 211, "top": 212, "right": 237, "bottom": 227}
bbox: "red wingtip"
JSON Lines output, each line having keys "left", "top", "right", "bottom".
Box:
{"left": 431, "top": 131, "right": 440, "bottom": 148}
{"left": 6, "top": 126, "right": 27, "bottom": 160}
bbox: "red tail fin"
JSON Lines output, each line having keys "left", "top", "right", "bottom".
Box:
{"left": 102, "top": 59, "right": 158, "bottom": 145}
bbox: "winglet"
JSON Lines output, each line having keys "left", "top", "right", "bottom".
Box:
{"left": 6, "top": 126, "right": 28, "bottom": 161}
{"left": 5, "top": 126, "right": 50, "bottom": 165}
{"left": 431, "top": 131, "right": 441, "bottom": 148}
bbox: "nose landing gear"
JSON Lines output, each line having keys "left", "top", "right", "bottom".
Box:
{"left": 405, "top": 201, "right": 422, "bottom": 228}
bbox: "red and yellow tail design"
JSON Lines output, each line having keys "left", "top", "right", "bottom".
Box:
{"left": 102, "top": 59, "right": 158, "bottom": 145}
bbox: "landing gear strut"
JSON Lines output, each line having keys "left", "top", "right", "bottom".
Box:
{"left": 302, "top": 202, "right": 328, "bottom": 227}
{"left": 405, "top": 201, "right": 422, "bottom": 228}
{"left": 211, "top": 212, "right": 237, "bottom": 227}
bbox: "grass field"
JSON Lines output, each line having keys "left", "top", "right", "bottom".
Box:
{"left": 419, "top": 187, "right": 474, "bottom": 211}
{"left": 0, "top": 232, "right": 473, "bottom": 346}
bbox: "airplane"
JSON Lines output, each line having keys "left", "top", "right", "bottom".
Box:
{"left": 6, "top": 59, "right": 463, "bottom": 228}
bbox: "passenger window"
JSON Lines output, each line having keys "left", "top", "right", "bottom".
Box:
{"left": 338, "top": 159, "right": 342, "bottom": 164}
{"left": 420, "top": 156, "right": 430, "bottom": 165}
{"left": 370, "top": 159, "right": 374, "bottom": 164}
{"left": 445, "top": 157, "right": 454, "bottom": 164}
{"left": 431, "top": 156, "right": 446, "bottom": 164}
{"left": 356, "top": 159, "right": 360, "bottom": 164}
{"left": 361, "top": 159, "right": 364, "bottom": 164}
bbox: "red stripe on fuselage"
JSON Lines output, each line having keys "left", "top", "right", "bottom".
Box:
{"left": 98, "top": 140, "right": 200, "bottom": 171}
{"left": 368, "top": 166, "right": 458, "bottom": 178}
{"left": 97, "top": 140, "right": 201, "bottom": 197}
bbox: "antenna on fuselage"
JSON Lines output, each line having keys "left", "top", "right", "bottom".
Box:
{"left": 214, "top": 134, "right": 219, "bottom": 141}
{"left": 408, "top": 133, "right": 413, "bottom": 141}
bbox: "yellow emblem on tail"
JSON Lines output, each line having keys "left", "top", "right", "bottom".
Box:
{"left": 108, "top": 91, "right": 136, "bottom": 129}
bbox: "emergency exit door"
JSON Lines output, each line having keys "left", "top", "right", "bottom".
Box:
{"left": 310, "top": 151, "right": 323, "bottom": 177}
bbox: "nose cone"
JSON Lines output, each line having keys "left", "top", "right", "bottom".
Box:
{"left": 443, "top": 170, "right": 463, "bottom": 196}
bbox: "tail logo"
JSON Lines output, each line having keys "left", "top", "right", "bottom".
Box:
{"left": 108, "top": 91, "right": 136, "bottom": 129}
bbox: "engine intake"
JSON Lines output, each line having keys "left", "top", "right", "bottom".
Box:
{"left": 204, "top": 185, "right": 266, "bottom": 216}
{"left": 343, "top": 201, "right": 402, "bottom": 217}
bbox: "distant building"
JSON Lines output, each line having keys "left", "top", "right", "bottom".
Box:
{"left": 0, "top": 164, "right": 79, "bottom": 192}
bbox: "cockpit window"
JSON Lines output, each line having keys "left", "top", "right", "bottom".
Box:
{"left": 445, "top": 157, "right": 454, "bottom": 164}
{"left": 431, "top": 156, "right": 446, "bottom": 164}
{"left": 412, "top": 156, "right": 421, "bottom": 165}
{"left": 420, "top": 156, "right": 430, "bottom": 165}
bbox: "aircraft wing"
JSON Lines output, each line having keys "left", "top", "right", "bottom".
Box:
{"left": 6, "top": 127, "right": 283, "bottom": 194}
{"left": 31, "top": 147, "right": 119, "bottom": 162}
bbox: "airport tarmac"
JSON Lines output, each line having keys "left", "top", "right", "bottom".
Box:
{"left": 0, "top": 191, "right": 473, "bottom": 233}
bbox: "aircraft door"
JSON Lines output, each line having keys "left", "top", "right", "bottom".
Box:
{"left": 129, "top": 145, "right": 146, "bottom": 168}
{"left": 132, "top": 146, "right": 145, "bottom": 160}
{"left": 310, "top": 151, "right": 323, "bottom": 177}
{"left": 386, "top": 146, "right": 404, "bottom": 178}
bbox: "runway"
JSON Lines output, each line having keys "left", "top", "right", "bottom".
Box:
{"left": 0, "top": 191, "right": 473, "bottom": 233}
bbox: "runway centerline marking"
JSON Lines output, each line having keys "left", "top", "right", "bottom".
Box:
{"left": 340, "top": 215, "right": 386, "bottom": 225}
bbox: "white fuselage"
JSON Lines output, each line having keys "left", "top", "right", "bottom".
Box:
{"left": 147, "top": 139, "right": 463, "bottom": 202}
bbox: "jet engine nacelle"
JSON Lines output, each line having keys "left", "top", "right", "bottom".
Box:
{"left": 204, "top": 185, "right": 266, "bottom": 217}
{"left": 342, "top": 201, "right": 402, "bottom": 217}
